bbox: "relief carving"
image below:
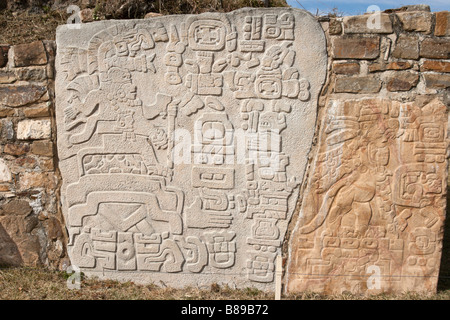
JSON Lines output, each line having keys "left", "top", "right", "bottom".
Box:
{"left": 56, "top": 8, "right": 327, "bottom": 288}
{"left": 287, "top": 98, "right": 448, "bottom": 294}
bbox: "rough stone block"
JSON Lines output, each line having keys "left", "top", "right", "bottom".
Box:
{"left": 287, "top": 97, "right": 448, "bottom": 295}
{"left": 369, "top": 61, "right": 412, "bottom": 73}
{"left": 392, "top": 35, "right": 419, "bottom": 60}
{"left": 23, "top": 103, "right": 51, "bottom": 118}
{"left": 335, "top": 76, "right": 382, "bottom": 93}
{"left": 0, "top": 158, "right": 12, "bottom": 182}
{"left": 13, "top": 41, "right": 48, "bottom": 67}
{"left": 55, "top": 8, "right": 328, "bottom": 289}
{"left": 0, "top": 85, "right": 47, "bottom": 107}
{"left": 0, "top": 45, "right": 9, "bottom": 68}
{"left": 3, "top": 143, "right": 30, "bottom": 156}
{"left": 17, "top": 119, "right": 51, "bottom": 140}
{"left": 0, "top": 70, "right": 16, "bottom": 84}
{"left": 333, "top": 36, "right": 380, "bottom": 59}
{"left": 421, "top": 60, "right": 450, "bottom": 73}
{"left": 31, "top": 140, "right": 53, "bottom": 157}
{"left": 14, "top": 66, "right": 47, "bottom": 81}
{"left": 19, "top": 171, "right": 56, "bottom": 191}
{"left": 333, "top": 62, "right": 360, "bottom": 75}
{"left": 424, "top": 73, "right": 450, "bottom": 89}
{"left": 435, "top": 11, "right": 450, "bottom": 36}
{"left": 0, "top": 212, "right": 41, "bottom": 266}
{"left": 329, "top": 18, "right": 342, "bottom": 35}
{"left": 1, "top": 119, "right": 14, "bottom": 140}
{"left": 0, "top": 107, "right": 15, "bottom": 118}
{"left": 396, "top": 11, "right": 433, "bottom": 33}
{"left": 386, "top": 71, "right": 419, "bottom": 92}
{"left": 343, "top": 14, "right": 393, "bottom": 34}
{"left": 420, "top": 38, "right": 450, "bottom": 59}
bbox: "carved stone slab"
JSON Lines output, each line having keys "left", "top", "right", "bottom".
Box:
{"left": 287, "top": 97, "right": 448, "bottom": 294}
{"left": 55, "top": 8, "right": 327, "bottom": 288}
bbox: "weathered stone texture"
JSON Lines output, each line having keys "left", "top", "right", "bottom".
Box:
{"left": 287, "top": 98, "right": 448, "bottom": 294}
{"left": 329, "top": 18, "right": 342, "bottom": 35}
{"left": 435, "top": 11, "right": 450, "bottom": 36}
{"left": 421, "top": 60, "right": 450, "bottom": 73}
{"left": 3, "top": 143, "right": 30, "bottom": 156}
{"left": 0, "top": 70, "right": 15, "bottom": 84}
{"left": 0, "top": 85, "right": 47, "bottom": 108}
{"left": 0, "top": 45, "right": 9, "bottom": 68}
{"left": 0, "top": 5, "right": 448, "bottom": 296}
{"left": 0, "top": 37, "right": 63, "bottom": 271}
{"left": 31, "top": 140, "right": 53, "bottom": 156}
{"left": 333, "top": 37, "right": 380, "bottom": 59}
{"left": 343, "top": 14, "right": 393, "bottom": 34}
{"left": 396, "top": 11, "right": 433, "bottom": 33}
{"left": 55, "top": 8, "right": 327, "bottom": 289}
{"left": 392, "top": 35, "right": 419, "bottom": 60}
{"left": 13, "top": 41, "right": 48, "bottom": 67}
{"left": 23, "top": 103, "right": 51, "bottom": 118}
{"left": 369, "top": 61, "right": 412, "bottom": 72}
{"left": 333, "top": 62, "right": 360, "bottom": 75}
{"left": 335, "top": 76, "right": 382, "bottom": 93}
{"left": 420, "top": 38, "right": 450, "bottom": 59}
{"left": 17, "top": 119, "right": 51, "bottom": 140}
{"left": 386, "top": 71, "right": 419, "bottom": 92}
{"left": 424, "top": 73, "right": 450, "bottom": 89}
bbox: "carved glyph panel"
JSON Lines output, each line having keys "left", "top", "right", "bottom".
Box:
{"left": 286, "top": 98, "right": 448, "bottom": 294}
{"left": 55, "top": 8, "right": 327, "bottom": 289}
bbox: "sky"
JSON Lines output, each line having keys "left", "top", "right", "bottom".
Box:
{"left": 287, "top": 0, "right": 449, "bottom": 16}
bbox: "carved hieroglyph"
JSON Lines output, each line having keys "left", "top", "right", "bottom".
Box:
{"left": 287, "top": 98, "right": 448, "bottom": 294}
{"left": 55, "top": 8, "right": 327, "bottom": 288}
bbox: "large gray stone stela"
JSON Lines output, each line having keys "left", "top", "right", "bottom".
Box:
{"left": 55, "top": 7, "right": 327, "bottom": 289}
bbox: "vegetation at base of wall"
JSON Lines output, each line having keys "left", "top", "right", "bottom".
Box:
{"left": 0, "top": 266, "right": 449, "bottom": 300}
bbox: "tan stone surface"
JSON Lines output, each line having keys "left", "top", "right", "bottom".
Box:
{"left": 55, "top": 8, "right": 327, "bottom": 289}
{"left": 333, "top": 36, "right": 380, "bottom": 60}
{"left": 287, "top": 97, "right": 448, "bottom": 294}
{"left": 334, "top": 76, "right": 382, "bottom": 93}
{"left": 333, "top": 62, "right": 360, "bottom": 75}
{"left": 0, "top": 85, "right": 47, "bottom": 107}
{"left": 424, "top": 73, "right": 450, "bottom": 89}
{"left": 421, "top": 60, "right": 450, "bottom": 73}
{"left": 435, "top": 11, "right": 450, "bottom": 36}
{"left": 420, "top": 38, "right": 450, "bottom": 59}
{"left": 17, "top": 119, "right": 51, "bottom": 140}
{"left": 392, "top": 35, "right": 419, "bottom": 60}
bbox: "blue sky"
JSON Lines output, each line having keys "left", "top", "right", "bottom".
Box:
{"left": 287, "top": 0, "right": 449, "bottom": 16}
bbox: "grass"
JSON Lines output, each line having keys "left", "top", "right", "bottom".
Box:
{"left": 0, "top": 0, "right": 288, "bottom": 45}
{"left": 0, "top": 266, "right": 449, "bottom": 300}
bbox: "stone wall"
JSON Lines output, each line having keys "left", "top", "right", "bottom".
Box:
{"left": 0, "top": 6, "right": 449, "bottom": 294}
{"left": 0, "top": 40, "right": 67, "bottom": 269}
{"left": 287, "top": 6, "right": 450, "bottom": 294}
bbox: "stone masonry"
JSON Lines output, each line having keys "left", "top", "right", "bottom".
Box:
{"left": 0, "top": 5, "right": 449, "bottom": 295}
{"left": 287, "top": 6, "right": 450, "bottom": 295}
